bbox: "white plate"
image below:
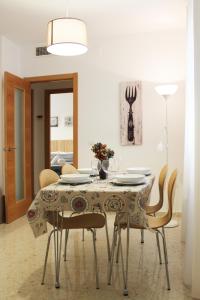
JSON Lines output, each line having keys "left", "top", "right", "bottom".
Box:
{"left": 114, "top": 174, "right": 145, "bottom": 183}
{"left": 111, "top": 178, "right": 146, "bottom": 186}
{"left": 126, "top": 167, "right": 151, "bottom": 175}
{"left": 58, "top": 178, "right": 92, "bottom": 185}
{"left": 60, "top": 174, "right": 90, "bottom": 183}
{"left": 78, "top": 168, "right": 94, "bottom": 174}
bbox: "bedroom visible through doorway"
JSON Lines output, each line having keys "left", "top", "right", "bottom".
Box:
{"left": 47, "top": 88, "right": 74, "bottom": 175}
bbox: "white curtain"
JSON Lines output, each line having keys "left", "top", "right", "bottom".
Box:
{"left": 183, "top": 0, "right": 200, "bottom": 298}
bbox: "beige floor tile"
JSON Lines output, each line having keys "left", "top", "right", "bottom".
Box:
{"left": 0, "top": 214, "right": 191, "bottom": 300}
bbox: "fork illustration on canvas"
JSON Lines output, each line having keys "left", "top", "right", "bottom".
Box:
{"left": 125, "top": 86, "right": 137, "bottom": 143}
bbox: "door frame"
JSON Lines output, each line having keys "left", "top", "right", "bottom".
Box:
{"left": 44, "top": 87, "right": 75, "bottom": 168}
{"left": 25, "top": 73, "right": 78, "bottom": 168}
{"left": 24, "top": 73, "right": 78, "bottom": 164}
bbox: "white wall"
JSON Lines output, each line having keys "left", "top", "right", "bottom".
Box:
{"left": 21, "top": 30, "right": 186, "bottom": 211}
{"left": 50, "top": 93, "right": 73, "bottom": 141}
{"left": 182, "top": 1, "right": 200, "bottom": 298}
{"left": 1, "top": 36, "right": 22, "bottom": 76}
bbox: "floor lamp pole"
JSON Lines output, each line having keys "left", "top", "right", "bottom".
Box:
{"left": 155, "top": 84, "right": 178, "bottom": 228}
{"left": 163, "top": 95, "right": 178, "bottom": 228}
{"left": 163, "top": 95, "right": 169, "bottom": 165}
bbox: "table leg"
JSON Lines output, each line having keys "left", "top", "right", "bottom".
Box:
{"left": 108, "top": 226, "right": 117, "bottom": 285}
{"left": 53, "top": 211, "right": 63, "bottom": 288}
{"left": 119, "top": 213, "right": 130, "bottom": 296}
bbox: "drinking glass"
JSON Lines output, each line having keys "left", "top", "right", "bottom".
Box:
{"left": 102, "top": 158, "right": 119, "bottom": 180}
{"left": 91, "top": 158, "right": 98, "bottom": 181}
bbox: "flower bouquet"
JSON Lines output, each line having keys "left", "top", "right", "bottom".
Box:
{"left": 91, "top": 143, "right": 114, "bottom": 179}
{"left": 91, "top": 142, "right": 114, "bottom": 161}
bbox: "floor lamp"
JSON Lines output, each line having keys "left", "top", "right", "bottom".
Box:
{"left": 155, "top": 84, "right": 178, "bottom": 228}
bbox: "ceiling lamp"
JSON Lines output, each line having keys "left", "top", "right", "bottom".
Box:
{"left": 47, "top": 17, "right": 88, "bottom": 56}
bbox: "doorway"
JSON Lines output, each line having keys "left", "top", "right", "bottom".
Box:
{"left": 44, "top": 87, "right": 75, "bottom": 176}
{"left": 29, "top": 75, "right": 78, "bottom": 195}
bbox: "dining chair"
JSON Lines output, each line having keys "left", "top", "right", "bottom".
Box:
{"left": 108, "top": 169, "right": 177, "bottom": 295}
{"left": 39, "top": 167, "right": 85, "bottom": 249}
{"left": 62, "top": 163, "right": 79, "bottom": 174}
{"left": 39, "top": 169, "right": 106, "bottom": 289}
{"left": 39, "top": 169, "right": 59, "bottom": 188}
{"left": 140, "top": 164, "right": 168, "bottom": 243}
{"left": 62, "top": 164, "right": 90, "bottom": 247}
{"left": 61, "top": 165, "right": 111, "bottom": 262}
{"left": 62, "top": 163, "right": 85, "bottom": 241}
{"left": 41, "top": 211, "right": 106, "bottom": 289}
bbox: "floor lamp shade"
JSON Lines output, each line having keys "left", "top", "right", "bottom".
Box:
{"left": 155, "top": 84, "right": 178, "bottom": 97}
{"left": 47, "top": 18, "right": 88, "bottom": 56}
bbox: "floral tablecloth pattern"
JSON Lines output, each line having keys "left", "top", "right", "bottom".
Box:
{"left": 27, "top": 179, "right": 153, "bottom": 238}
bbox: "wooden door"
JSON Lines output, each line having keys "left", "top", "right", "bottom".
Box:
{"left": 4, "top": 72, "right": 32, "bottom": 223}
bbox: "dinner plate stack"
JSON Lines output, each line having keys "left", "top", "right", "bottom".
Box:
{"left": 112, "top": 174, "right": 146, "bottom": 186}
{"left": 126, "top": 167, "right": 151, "bottom": 176}
{"left": 60, "top": 174, "right": 92, "bottom": 184}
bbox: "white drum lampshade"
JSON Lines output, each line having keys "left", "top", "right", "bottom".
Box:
{"left": 47, "top": 17, "right": 88, "bottom": 56}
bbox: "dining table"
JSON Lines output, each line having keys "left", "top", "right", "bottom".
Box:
{"left": 27, "top": 176, "right": 153, "bottom": 295}
{"left": 27, "top": 177, "right": 153, "bottom": 237}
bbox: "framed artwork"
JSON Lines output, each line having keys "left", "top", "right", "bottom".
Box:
{"left": 120, "top": 81, "right": 142, "bottom": 145}
{"left": 64, "top": 116, "right": 73, "bottom": 126}
{"left": 50, "top": 116, "right": 58, "bottom": 127}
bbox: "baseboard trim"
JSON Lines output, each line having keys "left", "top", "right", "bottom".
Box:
{"left": 0, "top": 195, "right": 6, "bottom": 224}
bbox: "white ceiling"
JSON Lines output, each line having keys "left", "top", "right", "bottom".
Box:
{"left": 0, "top": 0, "right": 186, "bottom": 46}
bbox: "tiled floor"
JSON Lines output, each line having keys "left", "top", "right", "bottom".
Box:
{"left": 0, "top": 214, "right": 191, "bottom": 300}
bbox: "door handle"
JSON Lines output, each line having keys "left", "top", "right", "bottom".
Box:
{"left": 3, "top": 147, "right": 16, "bottom": 151}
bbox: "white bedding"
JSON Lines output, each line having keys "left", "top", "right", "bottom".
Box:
{"left": 51, "top": 151, "right": 73, "bottom": 166}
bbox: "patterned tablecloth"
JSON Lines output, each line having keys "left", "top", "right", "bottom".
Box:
{"left": 27, "top": 178, "right": 153, "bottom": 238}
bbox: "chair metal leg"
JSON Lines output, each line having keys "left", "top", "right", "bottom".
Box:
{"left": 119, "top": 227, "right": 129, "bottom": 296}
{"left": 115, "top": 231, "right": 118, "bottom": 246}
{"left": 116, "top": 228, "right": 121, "bottom": 263}
{"left": 103, "top": 212, "right": 111, "bottom": 261}
{"left": 90, "top": 229, "right": 99, "bottom": 289}
{"left": 158, "top": 228, "right": 170, "bottom": 290}
{"left": 53, "top": 227, "right": 60, "bottom": 288}
{"left": 57, "top": 227, "right": 63, "bottom": 281}
{"left": 53, "top": 227, "right": 59, "bottom": 288}
{"left": 41, "top": 229, "right": 56, "bottom": 285}
{"left": 53, "top": 212, "right": 63, "bottom": 289}
{"left": 82, "top": 229, "right": 85, "bottom": 241}
{"left": 162, "top": 227, "right": 168, "bottom": 264}
{"left": 123, "top": 214, "right": 130, "bottom": 296}
{"left": 64, "top": 229, "right": 69, "bottom": 261}
{"left": 116, "top": 213, "right": 130, "bottom": 296}
{"left": 140, "top": 229, "right": 144, "bottom": 243}
{"left": 119, "top": 228, "right": 125, "bottom": 283}
{"left": 108, "top": 226, "right": 117, "bottom": 285}
{"left": 156, "top": 231, "right": 162, "bottom": 264}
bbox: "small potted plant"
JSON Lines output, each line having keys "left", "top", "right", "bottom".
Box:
{"left": 91, "top": 142, "right": 114, "bottom": 179}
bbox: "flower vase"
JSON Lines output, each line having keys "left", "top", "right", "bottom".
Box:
{"left": 98, "top": 160, "right": 109, "bottom": 180}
